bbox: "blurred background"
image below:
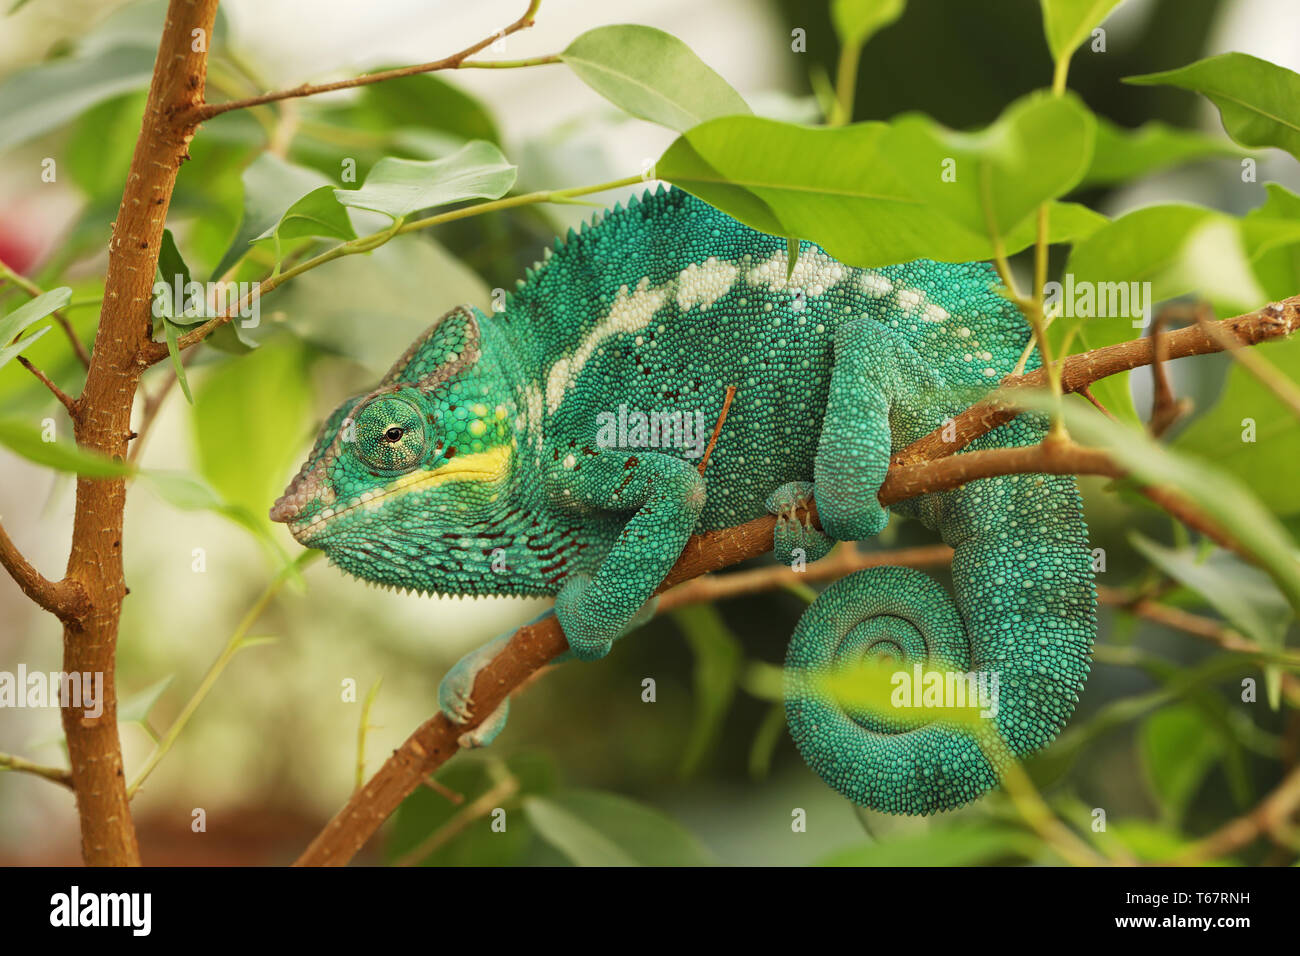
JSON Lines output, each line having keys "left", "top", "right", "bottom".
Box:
{"left": 1, "top": 0, "right": 1297, "bottom": 865}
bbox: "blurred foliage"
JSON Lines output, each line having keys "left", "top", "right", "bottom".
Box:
{"left": 1, "top": 0, "right": 1299, "bottom": 867}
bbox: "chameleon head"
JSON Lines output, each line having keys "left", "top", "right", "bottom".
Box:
{"left": 269, "top": 306, "right": 518, "bottom": 584}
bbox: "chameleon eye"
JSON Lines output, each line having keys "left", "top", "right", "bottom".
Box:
{"left": 350, "top": 396, "right": 426, "bottom": 472}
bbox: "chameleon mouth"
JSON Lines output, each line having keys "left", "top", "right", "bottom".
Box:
{"left": 274, "top": 445, "right": 513, "bottom": 544}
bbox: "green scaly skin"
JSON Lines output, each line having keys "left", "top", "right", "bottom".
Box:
{"left": 271, "top": 186, "right": 1096, "bottom": 815}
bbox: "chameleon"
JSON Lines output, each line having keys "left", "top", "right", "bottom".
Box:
{"left": 270, "top": 185, "right": 1096, "bottom": 815}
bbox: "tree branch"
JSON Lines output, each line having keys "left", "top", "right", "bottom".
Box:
{"left": 890, "top": 294, "right": 1300, "bottom": 468}
{"left": 0, "top": 519, "right": 87, "bottom": 622}
{"left": 56, "top": 0, "right": 221, "bottom": 867}
{"left": 188, "top": 0, "right": 545, "bottom": 122}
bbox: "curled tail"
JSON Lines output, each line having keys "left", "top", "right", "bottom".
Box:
{"left": 784, "top": 465, "right": 1096, "bottom": 815}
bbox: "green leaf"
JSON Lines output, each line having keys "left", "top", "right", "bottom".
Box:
{"left": 192, "top": 341, "right": 311, "bottom": 529}
{"left": 65, "top": 91, "right": 149, "bottom": 201}
{"left": 1081, "top": 118, "right": 1243, "bottom": 186}
{"left": 1127, "top": 53, "right": 1300, "bottom": 162}
{"left": 161, "top": 319, "right": 193, "bottom": 404}
{"left": 253, "top": 185, "right": 357, "bottom": 265}
{"left": 1130, "top": 536, "right": 1291, "bottom": 707}
{"left": 523, "top": 790, "right": 714, "bottom": 866}
{"left": 1039, "top": 0, "right": 1124, "bottom": 64}
{"left": 139, "top": 470, "right": 293, "bottom": 570}
{"left": 831, "top": 0, "right": 906, "bottom": 49}
{"left": 0, "top": 324, "right": 51, "bottom": 369}
{"left": 118, "top": 676, "right": 174, "bottom": 726}
{"left": 672, "top": 605, "right": 742, "bottom": 777}
{"left": 353, "top": 72, "right": 501, "bottom": 145}
{"left": 1140, "top": 704, "right": 1222, "bottom": 825}
{"left": 820, "top": 823, "right": 1039, "bottom": 866}
{"left": 212, "top": 154, "right": 333, "bottom": 280}
{"left": 0, "top": 287, "right": 72, "bottom": 346}
{"left": 1175, "top": 333, "right": 1300, "bottom": 517}
{"left": 561, "top": 25, "right": 749, "bottom": 133}
{"left": 1107, "top": 820, "right": 1212, "bottom": 862}
{"left": 0, "top": 44, "right": 154, "bottom": 151}
{"left": 657, "top": 113, "right": 1098, "bottom": 268}
{"left": 157, "top": 229, "right": 191, "bottom": 293}
{"left": 1242, "top": 183, "right": 1300, "bottom": 300}
{"left": 335, "top": 140, "right": 516, "bottom": 220}
{"left": 0, "top": 286, "right": 70, "bottom": 371}
{"left": 0, "top": 418, "right": 131, "bottom": 477}
{"left": 884, "top": 91, "right": 1096, "bottom": 243}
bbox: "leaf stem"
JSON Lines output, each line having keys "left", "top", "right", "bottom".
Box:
{"left": 828, "top": 40, "right": 862, "bottom": 127}
{"left": 126, "top": 552, "right": 320, "bottom": 798}
{"left": 355, "top": 677, "right": 383, "bottom": 791}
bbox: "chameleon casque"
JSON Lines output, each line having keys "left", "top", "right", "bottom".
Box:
{"left": 271, "top": 185, "right": 1096, "bottom": 815}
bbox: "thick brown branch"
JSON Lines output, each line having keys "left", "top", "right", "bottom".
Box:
{"left": 0, "top": 520, "right": 87, "bottom": 621}
{"left": 59, "top": 0, "right": 220, "bottom": 867}
{"left": 892, "top": 294, "right": 1300, "bottom": 467}
{"left": 189, "top": 0, "right": 544, "bottom": 122}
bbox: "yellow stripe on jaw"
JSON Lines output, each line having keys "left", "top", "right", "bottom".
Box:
{"left": 379, "top": 443, "right": 513, "bottom": 498}
{"left": 293, "top": 444, "right": 514, "bottom": 538}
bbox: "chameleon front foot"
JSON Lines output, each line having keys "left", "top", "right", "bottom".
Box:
{"left": 438, "top": 634, "right": 512, "bottom": 748}
{"left": 767, "top": 481, "right": 833, "bottom": 565}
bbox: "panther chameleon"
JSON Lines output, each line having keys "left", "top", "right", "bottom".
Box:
{"left": 270, "top": 185, "right": 1096, "bottom": 815}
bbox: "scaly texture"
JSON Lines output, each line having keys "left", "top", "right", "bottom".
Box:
{"left": 272, "top": 186, "right": 1096, "bottom": 814}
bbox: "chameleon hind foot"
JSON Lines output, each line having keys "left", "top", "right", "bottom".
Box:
{"left": 438, "top": 633, "right": 512, "bottom": 748}
{"left": 767, "top": 481, "right": 833, "bottom": 565}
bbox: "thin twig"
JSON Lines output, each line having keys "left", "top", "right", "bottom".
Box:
{"left": 1147, "top": 309, "right": 1190, "bottom": 438}
{"left": 1166, "top": 763, "right": 1300, "bottom": 864}
{"left": 189, "top": 0, "right": 546, "bottom": 122}
{"left": 15, "top": 356, "right": 79, "bottom": 415}
{"left": 0, "top": 752, "right": 74, "bottom": 789}
{"left": 392, "top": 771, "right": 519, "bottom": 867}
{"left": 697, "top": 385, "right": 736, "bottom": 475}
{"left": 1079, "top": 384, "right": 1116, "bottom": 420}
